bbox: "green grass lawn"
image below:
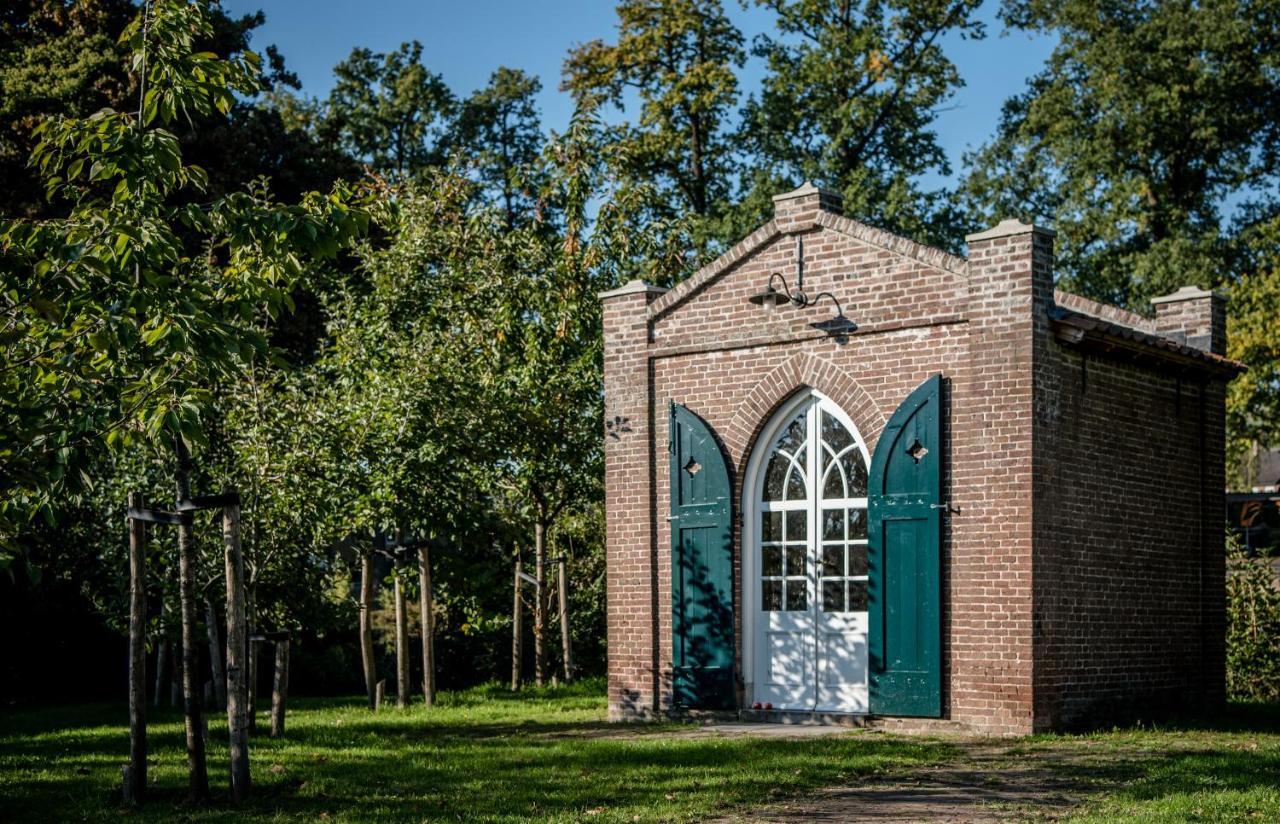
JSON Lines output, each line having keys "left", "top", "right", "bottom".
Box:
{"left": 4, "top": 681, "right": 1280, "bottom": 823}
{"left": 0, "top": 678, "right": 952, "bottom": 822}
{"left": 1053, "top": 704, "right": 1280, "bottom": 823}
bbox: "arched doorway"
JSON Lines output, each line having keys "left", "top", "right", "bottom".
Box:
{"left": 743, "top": 389, "right": 871, "bottom": 713}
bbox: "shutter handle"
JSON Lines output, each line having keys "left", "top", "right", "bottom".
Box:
{"left": 666, "top": 515, "right": 680, "bottom": 522}
{"left": 930, "top": 502, "right": 959, "bottom": 514}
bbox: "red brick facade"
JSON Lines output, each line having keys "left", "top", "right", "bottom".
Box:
{"left": 601, "top": 184, "right": 1240, "bottom": 734}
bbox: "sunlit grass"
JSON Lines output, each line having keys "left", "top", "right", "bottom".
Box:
{"left": 0, "top": 679, "right": 952, "bottom": 822}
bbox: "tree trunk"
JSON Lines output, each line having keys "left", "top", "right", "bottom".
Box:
{"left": 557, "top": 556, "right": 574, "bottom": 683}
{"left": 359, "top": 552, "right": 377, "bottom": 710}
{"left": 511, "top": 557, "right": 523, "bottom": 691}
{"left": 125, "top": 492, "right": 148, "bottom": 804}
{"left": 222, "top": 496, "right": 251, "bottom": 803}
{"left": 534, "top": 520, "right": 547, "bottom": 687}
{"left": 394, "top": 575, "right": 409, "bottom": 709}
{"left": 174, "top": 438, "right": 209, "bottom": 799}
{"left": 269, "top": 639, "right": 289, "bottom": 737}
{"left": 204, "top": 597, "right": 227, "bottom": 710}
{"left": 418, "top": 545, "right": 435, "bottom": 706}
{"left": 154, "top": 599, "right": 168, "bottom": 707}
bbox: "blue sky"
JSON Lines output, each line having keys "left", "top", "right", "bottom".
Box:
{"left": 223, "top": 1, "right": 1055, "bottom": 189}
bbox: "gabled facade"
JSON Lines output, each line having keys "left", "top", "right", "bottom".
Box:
{"left": 601, "top": 183, "right": 1243, "bottom": 734}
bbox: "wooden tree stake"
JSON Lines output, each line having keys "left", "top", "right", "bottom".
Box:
{"left": 153, "top": 599, "right": 168, "bottom": 708}
{"left": 124, "top": 492, "right": 148, "bottom": 805}
{"left": 204, "top": 597, "right": 227, "bottom": 710}
{"left": 174, "top": 438, "right": 209, "bottom": 799}
{"left": 222, "top": 495, "right": 251, "bottom": 802}
{"left": 394, "top": 575, "right": 409, "bottom": 709}
{"left": 270, "top": 639, "right": 289, "bottom": 737}
{"left": 358, "top": 552, "right": 377, "bottom": 710}
{"left": 418, "top": 545, "right": 435, "bottom": 706}
{"left": 534, "top": 521, "right": 547, "bottom": 687}
{"left": 557, "top": 556, "right": 574, "bottom": 683}
{"left": 511, "top": 557, "right": 523, "bottom": 691}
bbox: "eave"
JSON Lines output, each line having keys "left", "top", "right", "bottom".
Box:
{"left": 1048, "top": 306, "right": 1245, "bottom": 379}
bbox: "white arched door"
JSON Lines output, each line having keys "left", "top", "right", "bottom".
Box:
{"left": 746, "top": 392, "right": 870, "bottom": 713}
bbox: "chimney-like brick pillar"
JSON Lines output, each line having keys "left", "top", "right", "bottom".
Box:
{"left": 600, "top": 278, "right": 666, "bottom": 720}
{"left": 954, "top": 218, "right": 1056, "bottom": 734}
{"left": 1150, "top": 286, "right": 1226, "bottom": 355}
{"left": 771, "top": 181, "right": 843, "bottom": 233}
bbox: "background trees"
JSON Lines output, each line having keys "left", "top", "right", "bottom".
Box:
{"left": 738, "top": 0, "right": 983, "bottom": 248}
{"left": 1, "top": 0, "right": 1277, "bottom": 704}
{"left": 563, "top": 0, "right": 745, "bottom": 254}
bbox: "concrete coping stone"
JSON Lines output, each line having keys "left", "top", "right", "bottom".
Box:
{"left": 599, "top": 279, "right": 669, "bottom": 300}
{"left": 1150, "top": 285, "right": 1222, "bottom": 305}
{"left": 965, "top": 217, "right": 1056, "bottom": 242}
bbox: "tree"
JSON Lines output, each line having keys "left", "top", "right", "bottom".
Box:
{"left": 738, "top": 0, "right": 983, "bottom": 248}
{"left": 1227, "top": 211, "right": 1280, "bottom": 472}
{"left": 491, "top": 111, "right": 691, "bottom": 685}
{"left": 454, "top": 67, "right": 546, "bottom": 229}
{"left": 0, "top": 0, "right": 367, "bottom": 795}
{"left": 326, "top": 41, "right": 455, "bottom": 181}
{"left": 563, "top": 0, "right": 744, "bottom": 250}
{"left": 0, "top": 0, "right": 136, "bottom": 219}
{"left": 961, "top": 0, "right": 1280, "bottom": 308}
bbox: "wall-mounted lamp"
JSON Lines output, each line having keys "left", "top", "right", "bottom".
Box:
{"left": 747, "top": 237, "right": 856, "bottom": 337}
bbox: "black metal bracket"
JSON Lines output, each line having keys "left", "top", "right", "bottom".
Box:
{"left": 174, "top": 492, "right": 241, "bottom": 512}
{"left": 127, "top": 507, "right": 192, "bottom": 526}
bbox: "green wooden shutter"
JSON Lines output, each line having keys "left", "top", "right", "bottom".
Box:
{"left": 868, "top": 374, "right": 943, "bottom": 717}
{"left": 669, "top": 403, "right": 735, "bottom": 710}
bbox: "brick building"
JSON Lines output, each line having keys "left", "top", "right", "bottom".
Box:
{"left": 601, "top": 183, "right": 1244, "bottom": 734}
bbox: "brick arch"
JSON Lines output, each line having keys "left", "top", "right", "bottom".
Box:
{"left": 723, "top": 351, "right": 887, "bottom": 470}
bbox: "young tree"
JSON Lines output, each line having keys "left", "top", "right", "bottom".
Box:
{"left": 0, "top": 0, "right": 367, "bottom": 796}
{"left": 738, "top": 0, "right": 983, "bottom": 248}
{"left": 326, "top": 41, "right": 455, "bottom": 181}
{"left": 491, "top": 112, "right": 692, "bottom": 685}
{"left": 563, "top": 0, "right": 744, "bottom": 249}
{"left": 961, "top": 0, "right": 1280, "bottom": 307}
{"left": 453, "top": 67, "right": 546, "bottom": 229}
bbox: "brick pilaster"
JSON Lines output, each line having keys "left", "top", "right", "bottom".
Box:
{"left": 601, "top": 279, "right": 666, "bottom": 719}
{"left": 954, "top": 218, "right": 1055, "bottom": 733}
{"left": 1151, "top": 286, "right": 1227, "bottom": 355}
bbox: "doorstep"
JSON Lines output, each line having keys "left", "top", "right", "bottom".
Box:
{"left": 738, "top": 708, "right": 871, "bottom": 727}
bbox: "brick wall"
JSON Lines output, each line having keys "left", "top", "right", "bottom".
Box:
{"left": 1033, "top": 289, "right": 1229, "bottom": 728}
{"left": 602, "top": 184, "right": 1232, "bottom": 734}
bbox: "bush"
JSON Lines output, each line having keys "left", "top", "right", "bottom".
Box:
{"left": 1227, "top": 532, "right": 1280, "bottom": 701}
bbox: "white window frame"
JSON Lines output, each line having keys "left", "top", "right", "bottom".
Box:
{"left": 740, "top": 389, "right": 871, "bottom": 704}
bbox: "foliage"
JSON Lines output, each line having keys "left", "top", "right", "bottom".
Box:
{"left": 0, "top": 0, "right": 367, "bottom": 570}
{"left": 454, "top": 67, "right": 546, "bottom": 229}
{"left": 962, "top": 0, "right": 1280, "bottom": 307}
{"left": 1226, "top": 212, "right": 1280, "bottom": 468}
{"left": 738, "top": 0, "right": 983, "bottom": 249}
{"left": 1226, "top": 535, "right": 1280, "bottom": 702}
{"left": 563, "top": 0, "right": 745, "bottom": 253}
{"left": 325, "top": 40, "right": 455, "bottom": 181}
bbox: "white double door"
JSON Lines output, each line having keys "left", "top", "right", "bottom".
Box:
{"left": 750, "top": 394, "right": 870, "bottom": 713}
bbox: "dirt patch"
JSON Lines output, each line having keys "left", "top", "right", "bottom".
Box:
{"left": 714, "top": 738, "right": 1145, "bottom": 823}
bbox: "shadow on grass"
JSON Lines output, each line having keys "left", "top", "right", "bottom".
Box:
{"left": 0, "top": 684, "right": 953, "bottom": 823}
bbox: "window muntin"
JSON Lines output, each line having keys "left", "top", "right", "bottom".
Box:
{"left": 759, "top": 401, "right": 868, "bottom": 614}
